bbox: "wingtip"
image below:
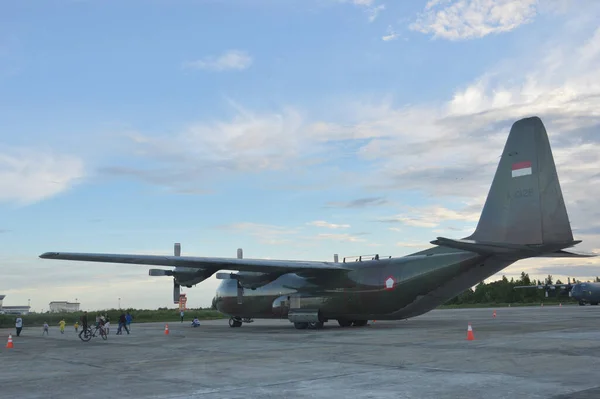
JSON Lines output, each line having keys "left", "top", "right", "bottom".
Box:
{"left": 39, "top": 252, "right": 57, "bottom": 259}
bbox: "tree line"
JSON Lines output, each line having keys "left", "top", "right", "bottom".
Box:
{"left": 445, "top": 272, "right": 600, "bottom": 305}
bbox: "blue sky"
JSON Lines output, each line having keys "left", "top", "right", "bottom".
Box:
{"left": 1, "top": 0, "right": 600, "bottom": 311}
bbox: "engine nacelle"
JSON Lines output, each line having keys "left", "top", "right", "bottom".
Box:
{"left": 216, "top": 271, "right": 278, "bottom": 290}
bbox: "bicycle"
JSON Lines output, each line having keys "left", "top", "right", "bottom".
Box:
{"left": 78, "top": 324, "right": 108, "bottom": 342}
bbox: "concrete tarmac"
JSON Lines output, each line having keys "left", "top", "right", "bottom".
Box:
{"left": 1, "top": 305, "right": 600, "bottom": 399}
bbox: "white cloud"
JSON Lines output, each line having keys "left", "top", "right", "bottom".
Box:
{"left": 410, "top": 0, "right": 538, "bottom": 40}
{"left": 336, "top": 0, "right": 385, "bottom": 22}
{"left": 218, "top": 222, "right": 299, "bottom": 245}
{"left": 380, "top": 205, "right": 480, "bottom": 229}
{"left": 183, "top": 50, "right": 252, "bottom": 71}
{"left": 382, "top": 25, "right": 399, "bottom": 41}
{"left": 106, "top": 10, "right": 600, "bottom": 274}
{"left": 316, "top": 233, "right": 366, "bottom": 242}
{"left": 0, "top": 146, "right": 85, "bottom": 205}
{"left": 308, "top": 220, "right": 351, "bottom": 229}
{"left": 367, "top": 4, "right": 385, "bottom": 22}
{"left": 396, "top": 241, "right": 434, "bottom": 249}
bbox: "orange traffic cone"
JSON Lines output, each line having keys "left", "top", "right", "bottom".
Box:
{"left": 164, "top": 324, "right": 169, "bottom": 335}
{"left": 6, "top": 334, "right": 14, "bottom": 348}
{"left": 493, "top": 310, "right": 496, "bottom": 318}
{"left": 466, "top": 323, "right": 475, "bottom": 341}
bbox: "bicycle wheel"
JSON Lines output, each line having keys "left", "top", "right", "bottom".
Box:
{"left": 79, "top": 328, "right": 92, "bottom": 342}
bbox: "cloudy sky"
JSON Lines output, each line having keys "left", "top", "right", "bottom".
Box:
{"left": 1, "top": 0, "right": 599, "bottom": 312}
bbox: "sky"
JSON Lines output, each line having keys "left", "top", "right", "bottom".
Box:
{"left": 1, "top": 0, "right": 599, "bottom": 312}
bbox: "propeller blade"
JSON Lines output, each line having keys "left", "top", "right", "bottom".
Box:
{"left": 174, "top": 243, "right": 181, "bottom": 303}
{"left": 174, "top": 282, "right": 181, "bottom": 304}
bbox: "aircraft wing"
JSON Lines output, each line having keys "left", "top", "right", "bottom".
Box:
{"left": 39, "top": 251, "right": 352, "bottom": 277}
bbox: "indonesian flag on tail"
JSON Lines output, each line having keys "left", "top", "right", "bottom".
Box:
{"left": 512, "top": 161, "right": 532, "bottom": 178}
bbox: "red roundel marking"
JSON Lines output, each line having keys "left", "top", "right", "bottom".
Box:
{"left": 384, "top": 276, "right": 396, "bottom": 290}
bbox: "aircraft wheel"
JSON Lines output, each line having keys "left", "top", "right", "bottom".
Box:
{"left": 307, "top": 321, "right": 324, "bottom": 329}
{"left": 337, "top": 319, "right": 352, "bottom": 327}
{"left": 229, "top": 317, "right": 242, "bottom": 328}
{"left": 352, "top": 320, "right": 368, "bottom": 327}
{"left": 294, "top": 322, "right": 308, "bottom": 330}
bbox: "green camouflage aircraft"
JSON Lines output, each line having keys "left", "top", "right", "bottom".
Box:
{"left": 515, "top": 277, "right": 600, "bottom": 306}
{"left": 40, "top": 116, "right": 596, "bottom": 329}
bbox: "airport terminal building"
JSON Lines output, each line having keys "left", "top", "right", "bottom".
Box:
{"left": 0, "top": 295, "right": 31, "bottom": 315}
{"left": 49, "top": 301, "right": 80, "bottom": 313}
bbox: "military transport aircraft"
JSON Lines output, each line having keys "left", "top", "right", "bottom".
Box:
{"left": 515, "top": 278, "right": 600, "bottom": 306}
{"left": 40, "top": 116, "right": 597, "bottom": 330}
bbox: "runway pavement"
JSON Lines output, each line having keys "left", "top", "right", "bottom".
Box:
{"left": 1, "top": 305, "right": 600, "bottom": 399}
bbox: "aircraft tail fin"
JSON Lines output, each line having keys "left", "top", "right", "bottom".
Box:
{"left": 467, "top": 116, "right": 574, "bottom": 246}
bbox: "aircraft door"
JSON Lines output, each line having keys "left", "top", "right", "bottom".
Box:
{"left": 272, "top": 295, "right": 291, "bottom": 318}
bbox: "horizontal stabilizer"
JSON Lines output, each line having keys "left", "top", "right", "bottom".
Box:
{"left": 535, "top": 250, "right": 598, "bottom": 258}
{"left": 431, "top": 237, "right": 582, "bottom": 257}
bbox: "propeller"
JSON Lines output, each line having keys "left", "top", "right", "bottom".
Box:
{"left": 237, "top": 247, "right": 243, "bottom": 304}
{"left": 173, "top": 243, "right": 181, "bottom": 304}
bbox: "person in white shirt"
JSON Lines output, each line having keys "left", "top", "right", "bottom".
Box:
{"left": 15, "top": 317, "right": 23, "bottom": 337}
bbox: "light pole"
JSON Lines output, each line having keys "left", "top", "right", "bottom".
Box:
{"left": 118, "top": 297, "right": 121, "bottom": 309}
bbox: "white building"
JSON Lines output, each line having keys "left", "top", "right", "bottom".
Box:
{"left": 49, "top": 301, "right": 80, "bottom": 313}
{"left": 0, "top": 295, "right": 30, "bottom": 315}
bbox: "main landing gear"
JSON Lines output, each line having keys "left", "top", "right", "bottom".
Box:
{"left": 229, "top": 317, "right": 253, "bottom": 327}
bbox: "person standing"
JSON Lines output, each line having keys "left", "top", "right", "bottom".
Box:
{"left": 15, "top": 316, "right": 23, "bottom": 337}
{"left": 59, "top": 319, "right": 66, "bottom": 334}
{"left": 180, "top": 310, "right": 184, "bottom": 323}
{"left": 80, "top": 311, "right": 88, "bottom": 332}
{"left": 117, "top": 312, "right": 130, "bottom": 335}
{"left": 125, "top": 312, "right": 132, "bottom": 331}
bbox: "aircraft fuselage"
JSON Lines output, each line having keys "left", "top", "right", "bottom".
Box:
{"left": 570, "top": 282, "right": 600, "bottom": 305}
{"left": 214, "top": 249, "right": 510, "bottom": 321}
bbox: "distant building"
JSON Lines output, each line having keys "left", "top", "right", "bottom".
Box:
{"left": 0, "top": 295, "right": 30, "bottom": 315}
{"left": 1, "top": 306, "right": 31, "bottom": 315}
{"left": 49, "top": 301, "right": 80, "bottom": 313}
